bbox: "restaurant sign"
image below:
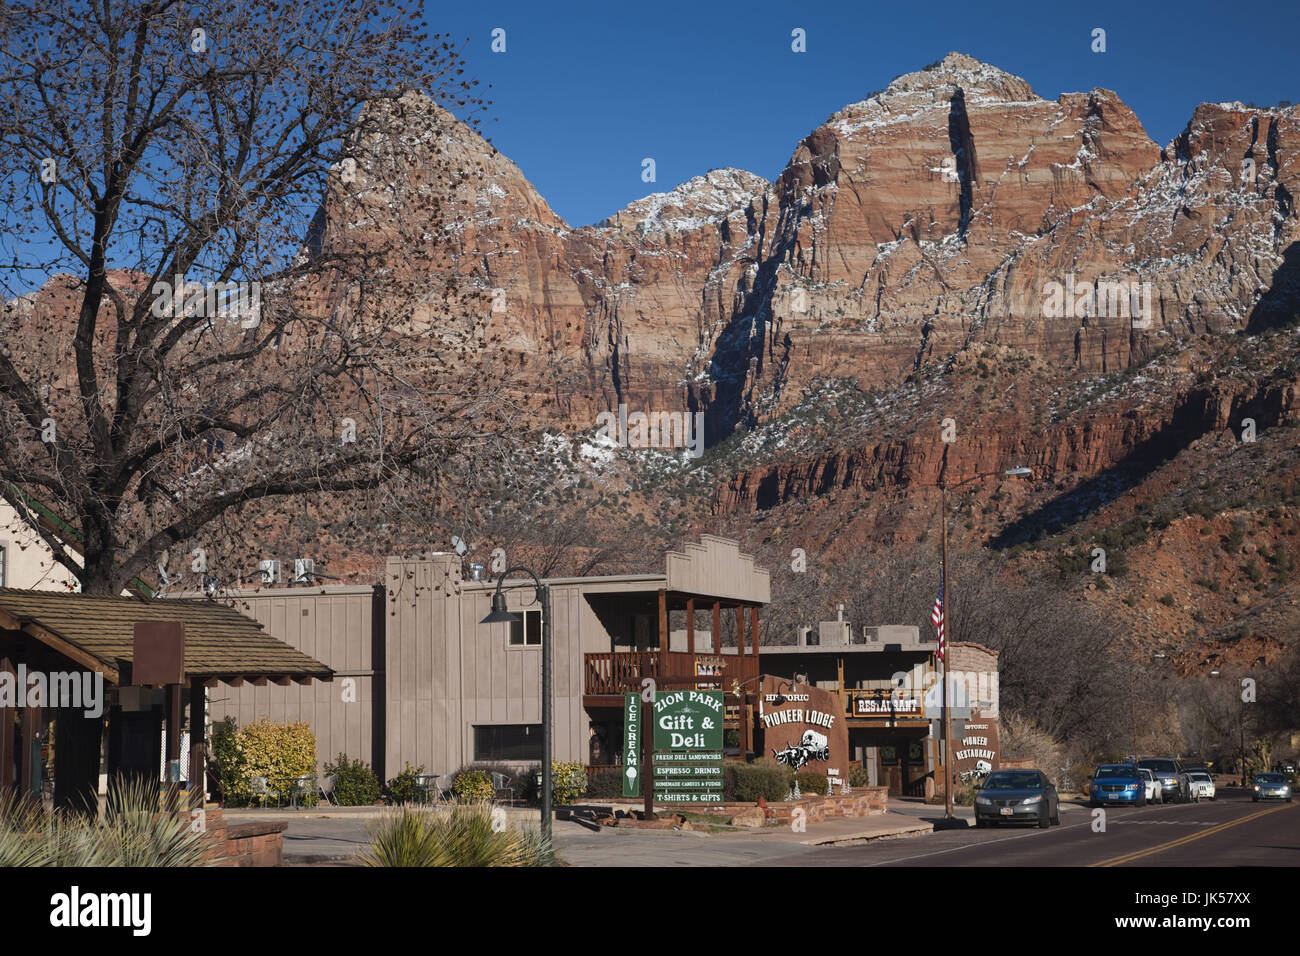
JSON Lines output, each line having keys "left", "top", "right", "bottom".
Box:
{"left": 954, "top": 718, "right": 1001, "bottom": 784}
{"left": 852, "top": 688, "right": 924, "bottom": 717}
{"left": 651, "top": 690, "right": 724, "bottom": 803}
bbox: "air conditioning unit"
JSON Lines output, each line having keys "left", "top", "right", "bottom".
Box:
{"left": 257, "top": 559, "right": 281, "bottom": 585}
{"left": 294, "top": 558, "right": 315, "bottom": 584}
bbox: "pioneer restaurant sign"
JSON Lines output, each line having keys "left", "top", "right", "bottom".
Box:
{"left": 651, "top": 690, "right": 724, "bottom": 803}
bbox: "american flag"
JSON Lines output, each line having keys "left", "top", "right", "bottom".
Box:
{"left": 931, "top": 579, "right": 945, "bottom": 661}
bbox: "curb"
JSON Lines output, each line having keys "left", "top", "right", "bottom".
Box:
{"left": 802, "top": 822, "right": 935, "bottom": 846}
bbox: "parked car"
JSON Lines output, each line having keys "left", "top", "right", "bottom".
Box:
{"left": 1137, "top": 757, "right": 1188, "bottom": 803}
{"left": 974, "top": 770, "right": 1061, "bottom": 828}
{"left": 1090, "top": 764, "right": 1147, "bottom": 807}
{"left": 1186, "top": 770, "right": 1215, "bottom": 801}
{"left": 1138, "top": 767, "right": 1164, "bottom": 804}
{"left": 1252, "top": 772, "right": 1292, "bottom": 802}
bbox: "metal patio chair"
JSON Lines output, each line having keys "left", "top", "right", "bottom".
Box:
{"left": 490, "top": 771, "right": 513, "bottom": 804}
{"left": 316, "top": 773, "right": 337, "bottom": 806}
{"left": 250, "top": 774, "right": 280, "bottom": 808}
{"left": 288, "top": 774, "right": 315, "bottom": 809}
{"left": 412, "top": 772, "right": 442, "bottom": 805}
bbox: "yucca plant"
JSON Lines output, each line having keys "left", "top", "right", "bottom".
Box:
{"left": 361, "top": 802, "right": 554, "bottom": 867}
{"left": 0, "top": 777, "right": 214, "bottom": 867}
{"left": 99, "top": 777, "right": 215, "bottom": 867}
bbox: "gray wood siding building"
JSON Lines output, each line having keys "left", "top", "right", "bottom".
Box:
{"left": 194, "top": 586, "right": 381, "bottom": 777}
{"left": 193, "top": 536, "right": 771, "bottom": 783}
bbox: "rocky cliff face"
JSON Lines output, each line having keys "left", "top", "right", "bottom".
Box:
{"left": 15, "top": 53, "right": 1300, "bottom": 669}
{"left": 329, "top": 53, "right": 1298, "bottom": 452}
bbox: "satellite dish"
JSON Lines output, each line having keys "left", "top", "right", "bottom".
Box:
{"left": 451, "top": 535, "right": 468, "bottom": 557}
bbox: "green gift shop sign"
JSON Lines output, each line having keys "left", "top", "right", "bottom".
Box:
{"left": 651, "top": 690, "right": 724, "bottom": 750}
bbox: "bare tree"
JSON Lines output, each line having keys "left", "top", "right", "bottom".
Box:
{"left": 0, "top": 0, "right": 513, "bottom": 594}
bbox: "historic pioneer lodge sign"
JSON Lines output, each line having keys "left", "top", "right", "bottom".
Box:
{"left": 651, "top": 690, "right": 724, "bottom": 803}
{"left": 757, "top": 676, "right": 849, "bottom": 792}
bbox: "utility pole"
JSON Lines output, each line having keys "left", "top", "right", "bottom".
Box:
{"left": 934, "top": 460, "right": 1032, "bottom": 822}
{"left": 941, "top": 479, "right": 954, "bottom": 820}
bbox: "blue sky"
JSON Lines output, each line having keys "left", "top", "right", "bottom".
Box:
{"left": 430, "top": 0, "right": 1299, "bottom": 227}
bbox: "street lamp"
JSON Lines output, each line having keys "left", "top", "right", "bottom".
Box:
{"left": 481, "top": 566, "right": 553, "bottom": 844}
{"left": 937, "top": 461, "right": 1033, "bottom": 821}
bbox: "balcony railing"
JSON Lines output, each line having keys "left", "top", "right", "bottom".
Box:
{"left": 584, "top": 651, "right": 758, "bottom": 697}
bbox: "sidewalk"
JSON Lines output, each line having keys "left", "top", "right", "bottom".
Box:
{"left": 221, "top": 804, "right": 932, "bottom": 865}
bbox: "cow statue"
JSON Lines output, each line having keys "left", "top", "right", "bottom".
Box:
{"left": 772, "top": 741, "right": 809, "bottom": 771}
{"left": 799, "top": 730, "right": 830, "bottom": 763}
{"left": 959, "top": 759, "right": 993, "bottom": 785}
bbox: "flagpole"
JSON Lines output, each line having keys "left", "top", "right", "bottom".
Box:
{"left": 941, "top": 478, "right": 953, "bottom": 820}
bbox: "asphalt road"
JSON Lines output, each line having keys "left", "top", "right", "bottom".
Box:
{"left": 813, "top": 788, "right": 1298, "bottom": 867}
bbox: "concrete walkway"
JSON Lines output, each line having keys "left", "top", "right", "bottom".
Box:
{"left": 221, "top": 805, "right": 934, "bottom": 865}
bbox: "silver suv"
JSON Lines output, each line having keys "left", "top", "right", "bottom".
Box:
{"left": 1136, "top": 757, "right": 1189, "bottom": 803}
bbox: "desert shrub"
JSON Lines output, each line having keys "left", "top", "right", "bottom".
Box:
{"left": 1, "top": 777, "right": 213, "bottom": 867}
{"left": 210, "top": 717, "right": 244, "bottom": 806}
{"left": 723, "top": 759, "right": 794, "bottom": 802}
{"left": 326, "top": 754, "right": 382, "bottom": 806}
{"left": 361, "top": 804, "right": 553, "bottom": 867}
{"left": 512, "top": 764, "right": 541, "bottom": 804}
{"left": 795, "top": 771, "right": 829, "bottom": 795}
{"left": 453, "top": 770, "right": 494, "bottom": 802}
{"left": 551, "top": 761, "right": 588, "bottom": 805}
{"left": 584, "top": 765, "right": 626, "bottom": 799}
{"left": 1000, "top": 711, "right": 1065, "bottom": 776}
{"left": 386, "top": 762, "right": 426, "bottom": 805}
{"left": 1224, "top": 521, "right": 1246, "bottom": 553}
{"left": 211, "top": 717, "right": 316, "bottom": 807}
{"left": 848, "top": 764, "right": 872, "bottom": 788}
{"left": 463, "top": 762, "right": 535, "bottom": 801}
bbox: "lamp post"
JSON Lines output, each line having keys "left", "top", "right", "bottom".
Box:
{"left": 481, "top": 566, "right": 553, "bottom": 844}
{"left": 937, "top": 462, "right": 1033, "bottom": 820}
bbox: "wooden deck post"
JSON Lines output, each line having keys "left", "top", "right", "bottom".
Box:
{"left": 19, "top": 702, "right": 41, "bottom": 798}
{"left": 189, "top": 678, "right": 206, "bottom": 810}
{"left": 658, "top": 589, "right": 668, "bottom": 650}
{"left": 0, "top": 658, "right": 14, "bottom": 795}
{"left": 686, "top": 597, "right": 695, "bottom": 655}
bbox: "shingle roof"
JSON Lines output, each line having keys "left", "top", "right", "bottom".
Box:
{"left": 0, "top": 589, "right": 332, "bottom": 684}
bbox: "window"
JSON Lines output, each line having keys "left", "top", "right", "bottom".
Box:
{"left": 474, "top": 724, "right": 542, "bottom": 761}
{"left": 507, "top": 608, "right": 542, "bottom": 646}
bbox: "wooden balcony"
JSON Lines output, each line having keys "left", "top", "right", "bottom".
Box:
{"left": 583, "top": 651, "right": 758, "bottom": 702}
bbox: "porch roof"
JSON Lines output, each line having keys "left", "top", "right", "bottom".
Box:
{"left": 0, "top": 589, "right": 333, "bottom": 686}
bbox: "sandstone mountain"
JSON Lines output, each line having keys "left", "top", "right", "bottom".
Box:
{"left": 11, "top": 53, "right": 1300, "bottom": 679}
{"left": 329, "top": 52, "right": 1295, "bottom": 443}
{"left": 323, "top": 51, "right": 1299, "bottom": 674}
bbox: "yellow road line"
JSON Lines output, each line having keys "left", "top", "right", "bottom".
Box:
{"left": 1091, "top": 803, "right": 1293, "bottom": 867}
